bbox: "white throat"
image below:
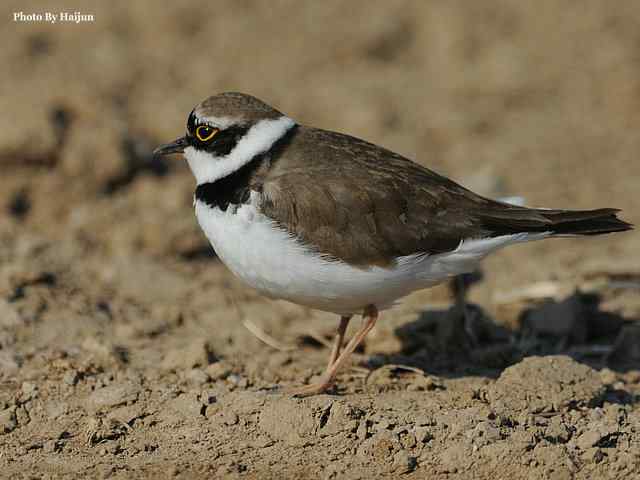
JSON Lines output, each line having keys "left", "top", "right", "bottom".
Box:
{"left": 184, "top": 116, "right": 296, "bottom": 185}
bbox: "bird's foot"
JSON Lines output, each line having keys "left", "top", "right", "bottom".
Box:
{"left": 284, "top": 306, "right": 378, "bottom": 398}
{"left": 285, "top": 378, "right": 334, "bottom": 397}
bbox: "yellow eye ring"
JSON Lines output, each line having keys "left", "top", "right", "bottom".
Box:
{"left": 195, "top": 125, "right": 218, "bottom": 142}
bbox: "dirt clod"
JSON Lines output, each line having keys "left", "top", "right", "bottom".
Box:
{"left": 85, "top": 382, "right": 141, "bottom": 412}
{"left": 487, "top": 356, "right": 606, "bottom": 414}
{"left": 0, "top": 407, "right": 17, "bottom": 434}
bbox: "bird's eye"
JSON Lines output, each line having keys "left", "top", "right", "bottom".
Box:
{"left": 195, "top": 125, "right": 218, "bottom": 142}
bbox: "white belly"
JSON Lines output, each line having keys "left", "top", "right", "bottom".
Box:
{"left": 195, "top": 197, "right": 547, "bottom": 316}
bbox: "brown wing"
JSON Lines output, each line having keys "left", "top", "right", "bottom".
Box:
{"left": 261, "top": 126, "right": 631, "bottom": 267}
{"left": 260, "top": 127, "right": 502, "bottom": 267}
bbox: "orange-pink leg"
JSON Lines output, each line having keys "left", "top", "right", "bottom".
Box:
{"left": 326, "top": 315, "right": 351, "bottom": 369}
{"left": 289, "top": 306, "right": 378, "bottom": 397}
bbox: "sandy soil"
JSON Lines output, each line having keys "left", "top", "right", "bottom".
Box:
{"left": 1, "top": 1, "right": 639, "bottom": 478}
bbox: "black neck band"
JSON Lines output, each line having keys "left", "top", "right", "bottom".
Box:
{"left": 194, "top": 125, "right": 298, "bottom": 211}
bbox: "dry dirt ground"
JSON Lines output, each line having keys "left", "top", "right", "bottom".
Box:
{"left": 1, "top": 1, "right": 640, "bottom": 478}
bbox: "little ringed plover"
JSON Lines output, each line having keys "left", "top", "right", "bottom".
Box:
{"left": 154, "top": 92, "right": 632, "bottom": 396}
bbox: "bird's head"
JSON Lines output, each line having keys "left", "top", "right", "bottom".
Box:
{"left": 154, "top": 92, "right": 295, "bottom": 184}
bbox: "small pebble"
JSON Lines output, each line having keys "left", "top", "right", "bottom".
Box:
{"left": 63, "top": 370, "right": 79, "bottom": 386}
{"left": 392, "top": 450, "right": 417, "bottom": 474}
{"left": 43, "top": 440, "right": 58, "bottom": 453}
{"left": 21, "top": 382, "right": 38, "bottom": 400}
{"left": 222, "top": 411, "right": 239, "bottom": 426}
{"left": 414, "top": 426, "right": 432, "bottom": 444}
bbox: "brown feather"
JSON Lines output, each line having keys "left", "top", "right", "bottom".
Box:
{"left": 257, "top": 126, "right": 631, "bottom": 267}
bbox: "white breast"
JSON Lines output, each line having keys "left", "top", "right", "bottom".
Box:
{"left": 195, "top": 194, "right": 549, "bottom": 316}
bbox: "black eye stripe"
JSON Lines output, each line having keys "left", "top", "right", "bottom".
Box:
{"left": 193, "top": 125, "right": 251, "bottom": 156}
{"left": 186, "top": 111, "right": 251, "bottom": 156}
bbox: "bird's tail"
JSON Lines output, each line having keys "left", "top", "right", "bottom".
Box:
{"left": 478, "top": 205, "right": 633, "bottom": 237}
{"left": 537, "top": 208, "right": 633, "bottom": 236}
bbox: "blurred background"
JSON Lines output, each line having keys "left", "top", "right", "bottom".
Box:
{"left": 1, "top": 1, "right": 639, "bottom": 477}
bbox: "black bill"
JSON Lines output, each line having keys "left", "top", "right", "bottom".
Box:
{"left": 153, "top": 136, "right": 189, "bottom": 156}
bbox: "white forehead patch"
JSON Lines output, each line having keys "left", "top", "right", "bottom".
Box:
{"left": 184, "top": 116, "right": 296, "bottom": 185}
{"left": 194, "top": 115, "right": 241, "bottom": 130}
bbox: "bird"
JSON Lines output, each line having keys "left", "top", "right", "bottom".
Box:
{"left": 154, "top": 92, "right": 632, "bottom": 396}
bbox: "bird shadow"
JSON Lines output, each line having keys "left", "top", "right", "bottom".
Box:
{"left": 365, "top": 285, "right": 639, "bottom": 405}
